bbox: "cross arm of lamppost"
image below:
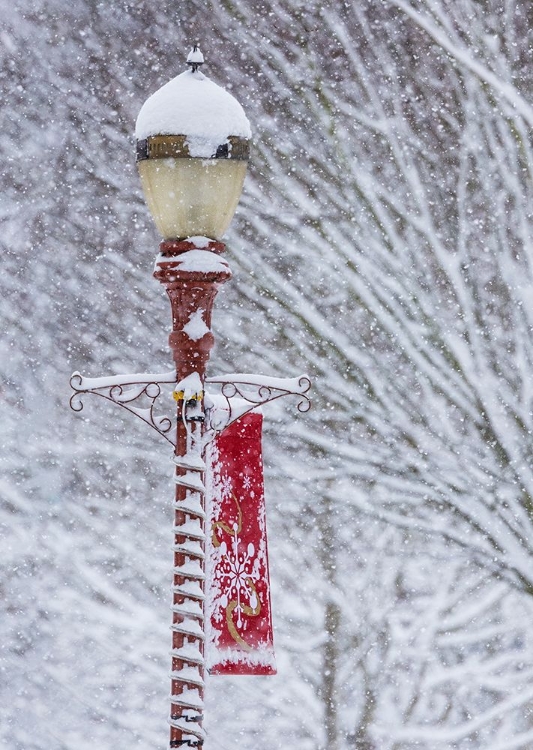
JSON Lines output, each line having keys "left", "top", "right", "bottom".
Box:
{"left": 70, "top": 369, "right": 311, "bottom": 446}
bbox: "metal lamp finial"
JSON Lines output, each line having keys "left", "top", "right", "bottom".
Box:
{"left": 187, "top": 44, "right": 204, "bottom": 73}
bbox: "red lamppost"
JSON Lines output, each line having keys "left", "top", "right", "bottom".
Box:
{"left": 136, "top": 51, "right": 248, "bottom": 746}
{"left": 71, "top": 47, "right": 310, "bottom": 749}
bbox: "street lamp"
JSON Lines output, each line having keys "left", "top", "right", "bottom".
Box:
{"left": 70, "top": 46, "right": 310, "bottom": 749}
{"left": 137, "top": 46, "right": 251, "bottom": 749}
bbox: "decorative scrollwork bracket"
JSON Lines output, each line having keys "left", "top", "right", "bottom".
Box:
{"left": 70, "top": 370, "right": 311, "bottom": 447}
{"left": 205, "top": 373, "right": 311, "bottom": 437}
{"left": 70, "top": 370, "right": 177, "bottom": 445}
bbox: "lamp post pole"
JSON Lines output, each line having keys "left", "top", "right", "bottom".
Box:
{"left": 154, "top": 239, "right": 231, "bottom": 747}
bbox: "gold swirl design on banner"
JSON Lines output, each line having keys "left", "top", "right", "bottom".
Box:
{"left": 211, "top": 491, "right": 242, "bottom": 546}
{"left": 226, "top": 579, "right": 261, "bottom": 650}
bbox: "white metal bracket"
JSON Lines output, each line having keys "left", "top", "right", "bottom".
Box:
{"left": 70, "top": 371, "right": 311, "bottom": 447}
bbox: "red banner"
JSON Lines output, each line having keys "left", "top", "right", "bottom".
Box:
{"left": 206, "top": 412, "right": 276, "bottom": 675}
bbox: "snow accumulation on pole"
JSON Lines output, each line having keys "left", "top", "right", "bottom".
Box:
{"left": 155, "top": 249, "right": 231, "bottom": 276}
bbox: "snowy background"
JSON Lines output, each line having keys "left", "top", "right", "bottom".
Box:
{"left": 2, "top": 1, "right": 533, "bottom": 748}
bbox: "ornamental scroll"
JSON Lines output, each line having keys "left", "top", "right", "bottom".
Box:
{"left": 206, "top": 412, "right": 276, "bottom": 675}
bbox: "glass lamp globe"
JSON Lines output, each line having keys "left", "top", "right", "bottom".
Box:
{"left": 135, "top": 49, "right": 251, "bottom": 241}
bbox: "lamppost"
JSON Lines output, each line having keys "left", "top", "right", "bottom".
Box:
{"left": 70, "top": 47, "right": 310, "bottom": 749}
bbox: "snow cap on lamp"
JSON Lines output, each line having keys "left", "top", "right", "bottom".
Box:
{"left": 136, "top": 46, "right": 251, "bottom": 241}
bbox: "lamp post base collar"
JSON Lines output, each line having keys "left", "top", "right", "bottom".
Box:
{"left": 160, "top": 238, "right": 226, "bottom": 257}
{"left": 154, "top": 249, "right": 232, "bottom": 288}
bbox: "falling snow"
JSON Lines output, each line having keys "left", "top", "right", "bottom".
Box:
{"left": 3, "top": 1, "right": 533, "bottom": 749}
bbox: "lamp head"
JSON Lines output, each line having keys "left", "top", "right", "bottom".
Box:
{"left": 136, "top": 47, "right": 251, "bottom": 241}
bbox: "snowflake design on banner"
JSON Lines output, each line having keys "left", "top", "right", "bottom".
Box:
{"left": 242, "top": 475, "right": 253, "bottom": 494}
{"left": 211, "top": 492, "right": 261, "bottom": 649}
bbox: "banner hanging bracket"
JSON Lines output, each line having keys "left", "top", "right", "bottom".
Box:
{"left": 70, "top": 370, "right": 311, "bottom": 446}
{"left": 205, "top": 373, "right": 311, "bottom": 437}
